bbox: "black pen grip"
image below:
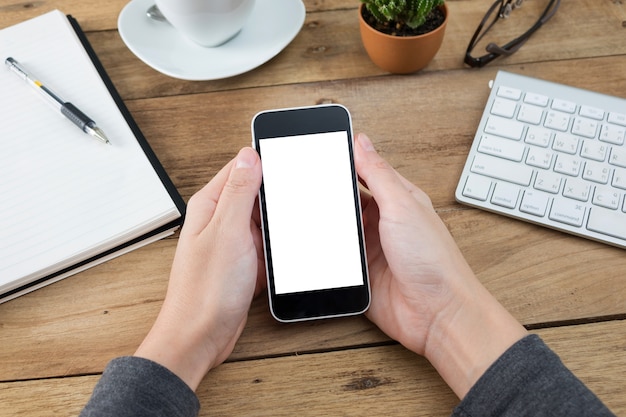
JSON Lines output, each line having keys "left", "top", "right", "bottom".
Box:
{"left": 61, "top": 102, "right": 94, "bottom": 131}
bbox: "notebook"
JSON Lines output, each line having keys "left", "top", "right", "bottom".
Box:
{"left": 0, "top": 11, "right": 186, "bottom": 303}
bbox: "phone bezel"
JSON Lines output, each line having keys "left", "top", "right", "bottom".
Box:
{"left": 251, "top": 104, "right": 370, "bottom": 322}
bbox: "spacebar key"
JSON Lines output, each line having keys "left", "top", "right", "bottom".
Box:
{"left": 470, "top": 154, "right": 533, "bottom": 186}
{"left": 587, "top": 206, "right": 626, "bottom": 240}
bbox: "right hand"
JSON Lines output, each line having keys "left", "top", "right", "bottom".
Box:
{"left": 354, "top": 133, "right": 527, "bottom": 398}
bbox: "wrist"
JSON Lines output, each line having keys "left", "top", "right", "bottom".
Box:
{"left": 134, "top": 311, "right": 218, "bottom": 391}
{"left": 423, "top": 276, "right": 527, "bottom": 399}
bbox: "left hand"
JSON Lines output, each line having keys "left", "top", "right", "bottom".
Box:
{"left": 134, "top": 147, "right": 264, "bottom": 391}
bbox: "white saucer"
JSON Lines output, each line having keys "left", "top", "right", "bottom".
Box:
{"left": 118, "top": 0, "right": 305, "bottom": 81}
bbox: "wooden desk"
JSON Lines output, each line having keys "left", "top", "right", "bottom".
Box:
{"left": 1, "top": 0, "right": 625, "bottom": 415}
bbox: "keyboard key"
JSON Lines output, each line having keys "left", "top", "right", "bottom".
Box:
{"left": 462, "top": 175, "right": 492, "bottom": 201}
{"left": 609, "top": 147, "right": 626, "bottom": 168}
{"left": 524, "top": 92, "right": 549, "bottom": 107}
{"left": 552, "top": 98, "right": 577, "bottom": 113}
{"left": 518, "top": 104, "right": 544, "bottom": 125}
{"left": 554, "top": 154, "right": 582, "bottom": 176}
{"left": 552, "top": 133, "right": 579, "bottom": 154}
{"left": 563, "top": 178, "right": 591, "bottom": 202}
{"left": 582, "top": 160, "right": 610, "bottom": 184}
{"left": 478, "top": 135, "right": 525, "bottom": 161}
{"left": 535, "top": 170, "right": 562, "bottom": 194}
{"left": 526, "top": 147, "right": 553, "bottom": 169}
{"left": 572, "top": 117, "right": 598, "bottom": 138}
{"left": 520, "top": 190, "right": 549, "bottom": 216}
{"left": 470, "top": 154, "right": 533, "bottom": 186}
{"left": 545, "top": 111, "right": 570, "bottom": 132}
{"left": 592, "top": 186, "right": 620, "bottom": 210}
{"left": 491, "top": 183, "right": 519, "bottom": 209}
{"left": 549, "top": 198, "right": 585, "bottom": 227}
{"left": 599, "top": 124, "right": 626, "bottom": 145}
{"left": 525, "top": 126, "right": 552, "bottom": 147}
{"left": 484, "top": 116, "right": 525, "bottom": 140}
{"left": 608, "top": 112, "right": 626, "bottom": 127}
{"left": 580, "top": 140, "right": 607, "bottom": 162}
{"left": 491, "top": 98, "right": 517, "bottom": 118}
{"left": 612, "top": 168, "right": 626, "bottom": 190}
{"left": 497, "top": 85, "right": 522, "bottom": 100}
{"left": 579, "top": 105, "right": 605, "bottom": 120}
{"left": 587, "top": 206, "right": 626, "bottom": 240}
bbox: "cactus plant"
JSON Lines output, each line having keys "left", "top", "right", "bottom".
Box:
{"left": 361, "top": 0, "right": 445, "bottom": 30}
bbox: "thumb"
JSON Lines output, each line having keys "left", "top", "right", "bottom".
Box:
{"left": 354, "top": 133, "right": 405, "bottom": 207}
{"left": 354, "top": 133, "right": 432, "bottom": 212}
{"left": 212, "top": 147, "right": 262, "bottom": 227}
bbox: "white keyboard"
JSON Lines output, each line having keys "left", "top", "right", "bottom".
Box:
{"left": 455, "top": 71, "right": 626, "bottom": 249}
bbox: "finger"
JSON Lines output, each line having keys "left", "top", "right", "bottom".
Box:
{"left": 182, "top": 158, "right": 236, "bottom": 237}
{"left": 250, "top": 205, "right": 267, "bottom": 298}
{"left": 354, "top": 133, "right": 428, "bottom": 211}
{"left": 211, "top": 147, "right": 262, "bottom": 233}
{"left": 393, "top": 169, "right": 433, "bottom": 208}
{"left": 251, "top": 195, "right": 261, "bottom": 229}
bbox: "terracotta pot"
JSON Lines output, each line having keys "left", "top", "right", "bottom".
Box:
{"left": 358, "top": 3, "right": 448, "bottom": 74}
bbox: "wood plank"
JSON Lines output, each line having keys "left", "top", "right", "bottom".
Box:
{"left": 1, "top": 205, "right": 624, "bottom": 382}
{"left": 446, "top": 209, "right": 626, "bottom": 324}
{"left": 0, "top": 0, "right": 357, "bottom": 30}
{"left": 4, "top": 1, "right": 622, "bottom": 101}
{"left": 0, "top": 0, "right": 127, "bottom": 31}
{"left": 2, "top": 320, "right": 624, "bottom": 416}
{"left": 537, "top": 320, "right": 626, "bottom": 413}
{"left": 0, "top": 237, "right": 386, "bottom": 382}
{"left": 126, "top": 55, "right": 626, "bottom": 204}
{"left": 204, "top": 321, "right": 626, "bottom": 416}
{"left": 94, "top": 0, "right": 626, "bottom": 101}
{"left": 91, "top": 9, "right": 386, "bottom": 102}
{"left": 0, "top": 240, "right": 174, "bottom": 381}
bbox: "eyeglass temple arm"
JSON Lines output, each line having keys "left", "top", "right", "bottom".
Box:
{"left": 469, "top": 0, "right": 505, "bottom": 49}
{"left": 465, "top": 0, "right": 561, "bottom": 67}
{"left": 483, "top": 0, "right": 560, "bottom": 58}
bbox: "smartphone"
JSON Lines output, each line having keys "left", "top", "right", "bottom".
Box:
{"left": 252, "top": 104, "right": 370, "bottom": 322}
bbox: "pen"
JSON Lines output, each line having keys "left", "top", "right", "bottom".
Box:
{"left": 5, "top": 57, "right": 110, "bottom": 145}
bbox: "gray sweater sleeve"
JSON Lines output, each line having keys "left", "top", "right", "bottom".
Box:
{"left": 451, "top": 334, "right": 615, "bottom": 417}
{"left": 80, "top": 335, "right": 614, "bottom": 417}
{"left": 80, "top": 356, "right": 199, "bottom": 417}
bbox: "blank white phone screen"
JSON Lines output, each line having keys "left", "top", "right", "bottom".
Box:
{"left": 259, "top": 131, "right": 364, "bottom": 295}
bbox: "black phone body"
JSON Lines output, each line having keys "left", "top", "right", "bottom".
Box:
{"left": 252, "top": 105, "right": 370, "bottom": 322}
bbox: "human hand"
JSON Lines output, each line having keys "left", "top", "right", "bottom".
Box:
{"left": 354, "top": 133, "right": 526, "bottom": 398}
{"left": 134, "top": 147, "right": 264, "bottom": 391}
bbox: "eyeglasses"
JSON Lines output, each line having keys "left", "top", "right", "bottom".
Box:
{"left": 465, "top": 0, "right": 561, "bottom": 68}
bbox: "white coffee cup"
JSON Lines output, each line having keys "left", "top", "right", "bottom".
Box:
{"left": 155, "top": 0, "right": 256, "bottom": 47}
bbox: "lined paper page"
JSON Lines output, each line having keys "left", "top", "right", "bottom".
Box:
{"left": 0, "top": 11, "right": 180, "bottom": 293}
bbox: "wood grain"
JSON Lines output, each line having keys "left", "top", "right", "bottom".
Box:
{"left": 2, "top": 320, "right": 624, "bottom": 416}
{"left": 124, "top": 56, "right": 626, "bottom": 200}
{"left": 2, "top": 201, "right": 625, "bottom": 381}
{"left": 3, "top": 1, "right": 623, "bottom": 101}
{"left": 0, "top": 0, "right": 358, "bottom": 31}
{"left": 2, "top": 59, "right": 626, "bottom": 381}
{"left": 1, "top": 0, "right": 625, "bottom": 414}
{"left": 92, "top": 0, "right": 626, "bottom": 101}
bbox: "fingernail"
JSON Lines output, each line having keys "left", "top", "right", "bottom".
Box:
{"left": 235, "top": 148, "right": 256, "bottom": 169}
{"left": 357, "top": 133, "right": 375, "bottom": 151}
